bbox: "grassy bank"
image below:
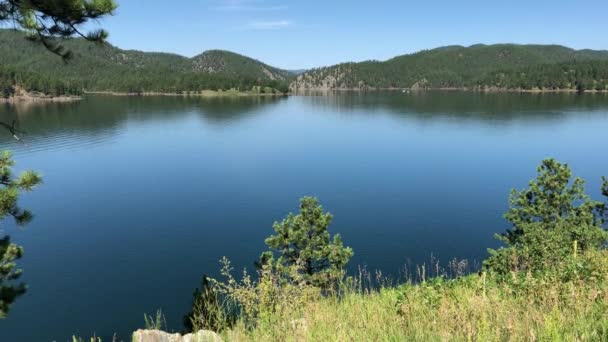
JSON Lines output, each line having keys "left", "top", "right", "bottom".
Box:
{"left": 219, "top": 250, "right": 608, "bottom": 341}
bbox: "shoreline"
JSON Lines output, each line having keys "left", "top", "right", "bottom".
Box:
{"left": 4, "top": 88, "right": 606, "bottom": 102}
{"left": 84, "top": 90, "right": 288, "bottom": 97}
{"left": 291, "top": 87, "right": 608, "bottom": 94}
{"left": 0, "top": 95, "right": 82, "bottom": 103}
{"left": 85, "top": 88, "right": 608, "bottom": 98}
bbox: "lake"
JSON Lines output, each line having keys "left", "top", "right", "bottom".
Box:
{"left": 1, "top": 92, "right": 608, "bottom": 341}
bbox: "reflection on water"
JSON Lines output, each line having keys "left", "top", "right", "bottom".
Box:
{"left": 0, "top": 95, "right": 287, "bottom": 155}
{"left": 4, "top": 93, "right": 608, "bottom": 151}
{"left": 298, "top": 91, "right": 608, "bottom": 120}
{"left": 1, "top": 92, "right": 608, "bottom": 341}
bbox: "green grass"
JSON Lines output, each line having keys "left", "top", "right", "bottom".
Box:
{"left": 216, "top": 251, "right": 608, "bottom": 341}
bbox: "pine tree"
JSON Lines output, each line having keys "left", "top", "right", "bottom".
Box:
{"left": 259, "top": 197, "right": 353, "bottom": 289}
{"left": 183, "top": 276, "right": 232, "bottom": 333}
{"left": 0, "top": 151, "right": 42, "bottom": 318}
{"left": 484, "top": 159, "right": 607, "bottom": 274}
{"left": 602, "top": 176, "right": 608, "bottom": 222}
{"left": 0, "top": 0, "right": 117, "bottom": 60}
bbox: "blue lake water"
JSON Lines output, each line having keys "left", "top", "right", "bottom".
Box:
{"left": 1, "top": 92, "right": 607, "bottom": 341}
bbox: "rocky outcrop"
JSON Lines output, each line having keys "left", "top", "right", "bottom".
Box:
{"left": 132, "top": 329, "right": 222, "bottom": 342}
{"left": 410, "top": 79, "right": 429, "bottom": 91}
{"left": 0, "top": 85, "right": 81, "bottom": 103}
{"left": 289, "top": 64, "right": 364, "bottom": 92}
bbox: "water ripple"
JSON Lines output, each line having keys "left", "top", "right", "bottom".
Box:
{"left": 3, "top": 128, "right": 120, "bottom": 156}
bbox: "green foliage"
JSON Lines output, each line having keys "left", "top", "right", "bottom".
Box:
{"left": 0, "top": 236, "right": 25, "bottom": 318}
{"left": 0, "top": 151, "right": 42, "bottom": 318}
{"left": 189, "top": 197, "right": 352, "bottom": 333}
{"left": 258, "top": 197, "right": 353, "bottom": 289}
{"left": 0, "top": 29, "right": 293, "bottom": 96}
{"left": 482, "top": 60, "right": 608, "bottom": 91}
{"left": 602, "top": 176, "right": 608, "bottom": 225}
{"left": 294, "top": 44, "right": 608, "bottom": 90}
{"left": 0, "top": 152, "right": 42, "bottom": 224}
{"left": 210, "top": 257, "right": 320, "bottom": 330}
{"left": 484, "top": 159, "right": 607, "bottom": 275}
{"left": 0, "top": 64, "right": 82, "bottom": 97}
{"left": 218, "top": 250, "right": 608, "bottom": 340}
{"left": 0, "top": 0, "right": 117, "bottom": 60}
{"left": 197, "top": 173, "right": 608, "bottom": 339}
{"left": 183, "top": 275, "right": 234, "bottom": 333}
{"left": 193, "top": 50, "right": 292, "bottom": 84}
{"left": 143, "top": 309, "right": 166, "bottom": 330}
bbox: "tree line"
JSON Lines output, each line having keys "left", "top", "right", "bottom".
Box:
{"left": 0, "top": 29, "right": 292, "bottom": 97}
{"left": 1, "top": 65, "right": 83, "bottom": 98}
{"left": 481, "top": 60, "right": 608, "bottom": 91}
{"left": 293, "top": 44, "right": 608, "bottom": 91}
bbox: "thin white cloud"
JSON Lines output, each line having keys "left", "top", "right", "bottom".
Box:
{"left": 248, "top": 20, "right": 292, "bottom": 30}
{"left": 214, "top": 0, "right": 287, "bottom": 11}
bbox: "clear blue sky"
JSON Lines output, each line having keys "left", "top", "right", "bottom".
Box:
{"left": 98, "top": 0, "right": 608, "bottom": 70}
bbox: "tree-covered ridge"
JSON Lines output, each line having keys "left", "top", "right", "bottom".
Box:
{"left": 292, "top": 44, "right": 608, "bottom": 91}
{"left": 1, "top": 65, "right": 83, "bottom": 98}
{"left": 481, "top": 60, "right": 608, "bottom": 91}
{"left": 192, "top": 50, "right": 292, "bottom": 81}
{"left": 0, "top": 29, "right": 293, "bottom": 96}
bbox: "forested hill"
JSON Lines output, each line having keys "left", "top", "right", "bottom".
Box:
{"left": 291, "top": 44, "right": 608, "bottom": 92}
{"left": 0, "top": 29, "right": 293, "bottom": 97}
{"left": 4, "top": 31, "right": 608, "bottom": 97}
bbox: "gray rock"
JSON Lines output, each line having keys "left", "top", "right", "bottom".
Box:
{"left": 132, "top": 329, "right": 222, "bottom": 342}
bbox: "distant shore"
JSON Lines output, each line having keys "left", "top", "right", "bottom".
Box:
{"left": 291, "top": 87, "right": 608, "bottom": 94}
{"left": 0, "top": 94, "right": 82, "bottom": 103}
{"left": 84, "top": 90, "right": 288, "bottom": 97}
{"left": 4, "top": 88, "right": 606, "bottom": 103}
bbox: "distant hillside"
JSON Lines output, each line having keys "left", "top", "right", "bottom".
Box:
{"left": 4, "top": 32, "right": 608, "bottom": 97}
{"left": 292, "top": 44, "right": 608, "bottom": 91}
{"left": 191, "top": 50, "right": 292, "bottom": 81}
{"left": 0, "top": 29, "right": 293, "bottom": 97}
